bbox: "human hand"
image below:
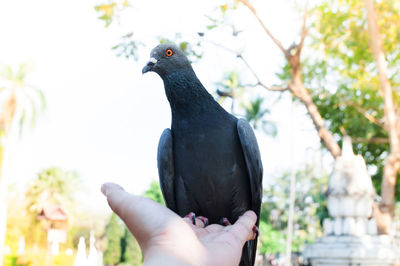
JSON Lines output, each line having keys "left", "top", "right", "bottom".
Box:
{"left": 101, "top": 182, "right": 257, "bottom": 266}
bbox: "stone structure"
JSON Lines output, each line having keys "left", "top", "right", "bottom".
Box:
{"left": 74, "top": 231, "right": 102, "bottom": 266}
{"left": 304, "top": 137, "right": 398, "bottom": 265}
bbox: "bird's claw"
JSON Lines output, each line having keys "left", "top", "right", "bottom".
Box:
{"left": 184, "top": 213, "right": 209, "bottom": 227}
{"left": 184, "top": 212, "right": 196, "bottom": 225}
{"left": 197, "top": 216, "right": 209, "bottom": 227}
{"left": 252, "top": 225, "right": 259, "bottom": 237}
{"left": 219, "top": 217, "right": 231, "bottom": 226}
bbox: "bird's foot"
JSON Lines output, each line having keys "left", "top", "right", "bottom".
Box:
{"left": 197, "top": 216, "right": 209, "bottom": 227}
{"left": 219, "top": 217, "right": 231, "bottom": 226}
{"left": 252, "top": 225, "right": 259, "bottom": 237}
{"left": 184, "top": 212, "right": 209, "bottom": 227}
{"left": 184, "top": 212, "right": 196, "bottom": 225}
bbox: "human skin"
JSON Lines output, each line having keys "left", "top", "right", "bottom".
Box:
{"left": 101, "top": 182, "right": 257, "bottom": 266}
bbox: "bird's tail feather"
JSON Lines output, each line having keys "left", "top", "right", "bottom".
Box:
{"left": 239, "top": 237, "right": 258, "bottom": 266}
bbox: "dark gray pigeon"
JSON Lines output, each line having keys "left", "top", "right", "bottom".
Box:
{"left": 142, "top": 43, "right": 263, "bottom": 266}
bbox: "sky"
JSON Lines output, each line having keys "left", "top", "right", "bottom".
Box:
{"left": 0, "top": 0, "right": 328, "bottom": 216}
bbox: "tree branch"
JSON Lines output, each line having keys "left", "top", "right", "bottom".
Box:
{"left": 353, "top": 137, "right": 388, "bottom": 144}
{"left": 238, "top": 0, "right": 287, "bottom": 56}
{"left": 206, "top": 40, "right": 289, "bottom": 92}
{"left": 297, "top": 0, "right": 309, "bottom": 55}
{"left": 344, "top": 102, "right": 386, "bottom": 130}
{"left": 265, "top": 85, "right": 289, "bottom": 91}
{"left": 365, "top": 0, "right": 399, "bottom": 150}
{"left": 365, "top": 0, "right": 400, "bottom": 234}
{"left": 237, "top": 54, "right": 289, "bottom": 92}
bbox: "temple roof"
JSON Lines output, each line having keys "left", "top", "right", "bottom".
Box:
{"left": 38, "top": 205, "right": 68, "bottom": 221}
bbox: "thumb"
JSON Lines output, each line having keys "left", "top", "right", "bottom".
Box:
{"left": 229, "top": 211, "right": 257, "bottom": 245}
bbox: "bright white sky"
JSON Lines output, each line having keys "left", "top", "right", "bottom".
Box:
{"left": 0, "top": 0, "right": 328, "bottom": 215}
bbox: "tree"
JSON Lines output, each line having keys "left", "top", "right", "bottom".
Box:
{"left": 4, "top": 184, "right": 30, "bottom": 254}
{"left": 202, "top": 0, "right": 399, "bottom": 234}
{"left": 93, "top": 0, "right": 399, "bottom": 235}
{"left": 364, "top": 0, "right": 400, "bottom": 235}
{"left": 258, "top": 221, "right": 285, "bottom": 265}
{"left": 143, "top": 180, "right": 165, "bottom": 205}
{"left": 121, "top": 228, "right": 142, "bottom": 266}
{"left": 104, "top": 213, "right": 124, "bottom": 266}
{"left": 93, "top": 2, "right": 276, "bottom": 137}
{"left": 300, "top": 0, "right": 400, "bottom": 233}
{"left": 102, "top": 181, "right": 162, "bottom": 266}
{"left": 24, "top": 167, "right": 81, "bottom": 248}
{"left": 0, "top": 63, "right": 45, "bottom": 264}
{"left": 26, "top": 167, "right": 81, "bottom": 215}
{"left": 216, "top": 71, "right": 277, "bottom": 135}
{"left": 259, "top": 167, "right": 328, "bottom": 253}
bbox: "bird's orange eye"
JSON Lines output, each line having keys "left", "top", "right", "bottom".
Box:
{"left": 165, "top": 49, "right": 173, "bottom": 57}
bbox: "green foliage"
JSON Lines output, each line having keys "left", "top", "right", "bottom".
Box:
{"left": 103, "top": 216, "right": 143, "bottom": 266}
{"left": 101, "top": 181, "right": 165, "bottom": 266}
{"left": 0, "top": 63, "right": 46, "bottom": 136}
{"left": 104, "top": 213, "right": 125, "bottom": 265}
{"left": 143, "top": 180, "right": 165, "bottom": 205}
{"left": 94, "top": 0, "right": 130, "bottom": 27}
{"left": 23, "top": 167, "right": 81, "bottom": 248}
{"left": 216, "top": 71, "right": 276, "bottom": 135}
{"left": 5, "top": 185, "right": 29, "bottom": 254}
{"left": 259, "top": 166, "right": 328, "bottom": 253}
{"left": 258, "top": 221, "right": 285, "bottom": 255}
{"left": 3, "top": 255, "right": 18, "bottom": 266}
{"left": 25, "top": 167, "right": 81, "bottom": 215}
{"left": 244, "top": 97, "right": 276, "bottom": 136}
{"left": 121, "top": 228, "right": 142, "bottom": 265}
{"left": 205, "top": 2, "right": 240, "bottom": 30}
{"left": 3, "top": 249, "right": 73, "bottom": 266}
{"left": 297, "top": 0, "right": 400, "bottom": 197}
{"left": 112, "top": 32, "right": 143, "bottom": 61}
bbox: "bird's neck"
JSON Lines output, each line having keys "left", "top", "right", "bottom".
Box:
{"left": 161, "top": 69, "right": 216, "bottom": 114}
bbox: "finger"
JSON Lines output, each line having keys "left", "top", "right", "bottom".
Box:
{"left": 229, "top": 211, "right": 257, "bottom": 244}
{"left": 101, "top": 182, "right": 182, "bottom": 244}
{"left": 101, "top": 183, "right": 127, "bottom": 215}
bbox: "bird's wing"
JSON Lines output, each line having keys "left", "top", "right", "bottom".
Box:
{"left": 157, "top": 129, "right": 177, "bottom": 212}
{"left": 237, "top": 119, "right": 263, "bottom": 213}
{"left": 237, "top": 119, "right": 263, "bottom": 266}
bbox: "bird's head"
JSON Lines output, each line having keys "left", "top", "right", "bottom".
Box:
{"left": 142, "top": 43, "right": 192, "bottom": 77}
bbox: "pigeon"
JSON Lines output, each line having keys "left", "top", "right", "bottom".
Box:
{"left": 142, "top": 43, "right": 263, "bottom": 266}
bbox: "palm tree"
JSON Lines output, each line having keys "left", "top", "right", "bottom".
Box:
{"left": 24, "top": 167, "right": 81, "bottom": 249}
{"left": 216, "top": 71, "right": 277, "bottom": 135}
{"left": 0, "top": 63, "right": 45, "bottom": 264}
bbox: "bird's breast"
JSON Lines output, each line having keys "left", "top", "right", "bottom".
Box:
{"left": 171, "top": 118, "right": 251, "bottom": 222}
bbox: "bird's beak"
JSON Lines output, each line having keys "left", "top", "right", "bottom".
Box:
{"left": 142, "top": 57, "right": 158, "bottom": 74}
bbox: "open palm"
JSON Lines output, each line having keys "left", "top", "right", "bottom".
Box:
{"left": 102, "top": 182, "right": 257, "bottom": 266}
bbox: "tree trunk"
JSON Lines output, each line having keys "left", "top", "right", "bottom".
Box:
{"left": 239, "top": 0, "right": 341, "bottom": 159}
{"left": 0, "top": 144, "right": 7, "bottom": 266}
{"left": 288, "top": 54, "right": 341, "bottom": 159}
{"left": 240, "top": 0, "right": 398, "bottom": 235}
{"left": 0, "top": 90, "right": 16, "bottom": 265}
{"left": 365, "top": 0, "right": 400, "bottom": 234}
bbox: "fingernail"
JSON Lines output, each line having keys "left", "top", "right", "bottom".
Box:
{"left": 101, "top": 183, "right": 107, "bottom": 196}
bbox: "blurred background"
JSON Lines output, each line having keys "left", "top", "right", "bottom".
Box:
{"left": 0, "top": 0, "right": 399, "bottom": 265}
